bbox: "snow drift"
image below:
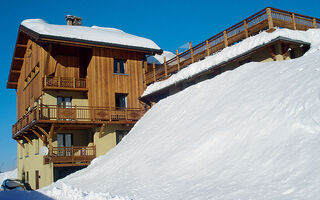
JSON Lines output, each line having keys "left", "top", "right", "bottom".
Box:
{"left": 34, "top": 28, "right": 320, "bottom": 200}
{"left": 0, "top": 169, "right": 17, "bottom": 185}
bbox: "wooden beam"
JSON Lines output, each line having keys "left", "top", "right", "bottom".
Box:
{"left": 49, "top": 124, "right": 55, "bottom": 157}
{"left": 206, "top": 40, "right": 210, "bottom": 57}
{"left": 16, "top": 140, "right": 25, "bottom": 149}
{"left": 266, "top": 8, "right": 274, "bottom": 29}
{"left": 23, "top": 135, "right": 33, "bottom": 145}
{"left": 35, "top": 125, "right": 50, "bottom": 138}
{"left": 14, "top": 57, "right": 24, "bottom": 61}
{"left": 189, "top": 42, "right": 194, "bottom": 63}
{"left": 313, "top": 18, "right": 317, "bottom": 28}
{"left": 31, "top": 129, "right": 45, "bottom": 142}
{"left": 99, "top": 124, "right": 105, "bottom": 138}
{"left": 16, "top": 44, "right": 27, "bottom": 48}
{"left": 268, "top": 46, "right": 277, "bottom": 61}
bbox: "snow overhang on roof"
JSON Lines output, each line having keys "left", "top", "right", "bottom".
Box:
{"left": 20, "top": 19, "right": 163, "bottom": 54}
{"left": 140, "top": 36, "right": 311, "bottom": 103}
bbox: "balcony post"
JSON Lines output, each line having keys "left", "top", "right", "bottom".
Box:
{"left": 73, "top": 77, "right": 76, "bottom": 88}
{"left": 164, "top": 56, "right": 167, "bottom": 78}
{"left": 74, "top": 105, "right": 77, "bottom": 120}
{"left": 36, "top": 102, "right": 40, "bottom": 120}
{"left": 291, "top": 13, "right": 297, "bottom": 30}
{"left": 152, "top": 63, "right": 156, "bottom": 82}
{"left": 44, "top": 75, "right": 47, "bottom": 88}
{"left": 223, "top": 31, "right": 228, "bottom": 47}
{"left": 244, "top": 20, "right": 249, "bottom": 38}
{"left": 206, "top": 40, "right": 210, "bottom": 57}
{"left": 58, "top": 77, "right": 61, "bottom": 87}
{"left": 313, "top": 18, "right": 317, "bottom": 28}
{"left": 176, "top": 50, "right": 180, "bottom": 71}
{"left": 266, "top": 8, "right": 274, "bottom": 29}
{"left": 189, "top": 42, "right": 194, "bottom": 63}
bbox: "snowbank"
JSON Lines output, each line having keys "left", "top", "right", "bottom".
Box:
{"left": 37, "top": 28, "right": 320, "bottom": 199}
{"left": 142, "top": 28, "right": 320, "bottom": 97}
{"left": 21, "top": 19, "right": 161, "bottom": 51}
{"left": 0, "top": 169, "right": 17, "bottom": 184}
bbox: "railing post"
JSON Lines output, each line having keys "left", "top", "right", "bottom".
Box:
{"left": 266, "top": 7, "right": 274, "bottom": 29}
{"left": 73, "top": 77, "right": 76, "bottom": 88}
{"left": 223, "top": 31, "right": 228, "bottom": 47}
{"left": 44, "top": 75, "right": 47, "bottom": 88}
{"left": 74, "top": 105, "right": 77, "bottom": 120}
{"left": 206, "top": 40, "right": 210, "bottom": 57}
{"left": 291, "top": 13, "right": 297, "bottom": 30}
{"left": 72, "top": 146, "right": 74, "bottom": 164}
{"left": 244, "top": 20, "right": 249, "bottom": 38}
{"left": 58, "top": 77, "right": 61, "bottom": 87}
{"left": 176, "top": 50, "right": 180, "bottom": 71}
{"left": 164, "top": 56, "right": 168, "bottom": 78}
{"left": 189, "top": 42, "right": 194, "bottom": 63}
{"left": 152, "top": 63, "right": 156, "bottom": 82}
{"left": 143, "top": 61, "right": 147, "bottom": 89}
{"left": 313, "top": 18, "right": 317, "bottom": 28}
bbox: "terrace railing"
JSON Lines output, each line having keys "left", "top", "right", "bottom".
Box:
{"left": 45, "top": 146, "right": 96, "bottom": 166}
{"left": 43, "top": 76, "right": 87, "bottom": 90}
{"left": 12, "top": 105, "right": 144, "bottom": 136}
{"left": 144, "top": 7, "right": 320, "bottom": 85}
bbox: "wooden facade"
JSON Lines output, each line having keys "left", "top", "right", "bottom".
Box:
{"left": 8, "top": 19, "right": 160, "bottom": 189}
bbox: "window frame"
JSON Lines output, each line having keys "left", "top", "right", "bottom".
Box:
{"left": 113, "top": 59, "right": 128, "bottom": 75}
{"left": 115, "top": 93, "right": 128, "bottom": 109}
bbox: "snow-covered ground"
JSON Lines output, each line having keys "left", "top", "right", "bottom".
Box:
{"left": 3, "top": 28, "right": 320, "bottom": 199}
{"left": 0, "top": 169, "right": 17, "bottom": 185}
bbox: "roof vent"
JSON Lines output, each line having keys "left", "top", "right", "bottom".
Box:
{"left": 65, "top": 15, "right": 82, "bottom": 26}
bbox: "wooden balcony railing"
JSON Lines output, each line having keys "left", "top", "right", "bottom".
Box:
{"left": 144, "top": 7, "right": 320, "bottom": 85}
{"left": 12, "top": 105, "right": 144, "bottom": 136}
{"left": 45, "top": 146, "right": 96, "bottom": 166}
{"left": 43, "top": 76, "right": 87, "bottom": 90}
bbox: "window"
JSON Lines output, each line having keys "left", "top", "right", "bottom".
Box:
{"left": 116, "top": 130, "right": 129, "bottom": 144}
{"left": 57, "top": 97, "right": 72, "bottom": 108}
{"left": 115, "top": 93, "right": 127, "bottom": 108}
{"left": 57, "top": 133, "right": 73, "bottom": 147}
{"left": 114, "top": 59, "right": 126, "bottom": 74}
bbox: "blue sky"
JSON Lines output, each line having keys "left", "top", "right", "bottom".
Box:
{"left": 0, "top": 0, "right": 319, "bottom": 171}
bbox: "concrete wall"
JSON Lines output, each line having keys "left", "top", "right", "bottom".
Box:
{"left": 17, "top": 138, "right": 53, "bottom": 189}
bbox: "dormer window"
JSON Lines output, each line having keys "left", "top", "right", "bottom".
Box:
{"left": 114, "top": 59, "right": 126, "bottom": 74}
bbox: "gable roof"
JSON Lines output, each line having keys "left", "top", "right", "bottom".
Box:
{"left": 7, "top": 19, "right": 163, "bottom": 89}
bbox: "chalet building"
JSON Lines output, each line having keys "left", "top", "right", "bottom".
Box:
{"left": 7, "top": 15, "right": 162, "bottom": 189}
{"left": 141, "top": 7, "right": 318, "bottom": 105}
{"left": 7, "top": 8, "right": 319, "bottom": 190}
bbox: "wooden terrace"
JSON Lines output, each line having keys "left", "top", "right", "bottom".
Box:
{"left": 12, "top": 105, "right": 144, "bottom": 138}
{"left": 44, "top": 146, "right": 96, "bottom": 167}
{"left": 144, "top": 7, "right": 320, "bottom": 85}
{"left": 43, "top": 76, "right": 87, "bottom": 91}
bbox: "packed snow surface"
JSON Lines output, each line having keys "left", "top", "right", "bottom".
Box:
{"left": 142, "top": 28, "right": 319, "bottom": 97}
{"left": 0, "top": 169, "right": 17, "bottom": 185}
{"left": 147, "top": 50, "right": 176, "bottom": 64}
{"left": 21, "top": 19, "right": 161, "bottom": 51}
{"left": 35, "top": 28, "right": 320, "bottom": 199}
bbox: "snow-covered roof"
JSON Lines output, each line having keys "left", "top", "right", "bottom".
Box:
{"left": 20, "top": 19, "right": 162, "bottom": 53}
{"left": 147, "top": 51, "right": 176, "bottom": 64}
{"left": 142, "top": 28, "right": 319, "bottom": 98}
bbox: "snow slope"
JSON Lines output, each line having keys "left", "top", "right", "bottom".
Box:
{"left": 0, "top": 169, "right": 17, "bottom": 184}
{"left": 36, "top": 29, "right": 320, "bottom": 199}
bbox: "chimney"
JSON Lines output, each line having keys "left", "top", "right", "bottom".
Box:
{"left": 65, "top": 15, "right": 82, "bottom": 26}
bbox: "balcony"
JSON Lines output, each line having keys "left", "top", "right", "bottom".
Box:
{"left": 45, "top": 146, "right": 96, "bottom": 167}
{"left": 13, "top": 105, "right": 145, "bottom": 137}
{"left": 42, "top": 76, "right": 87, "bottom": 91}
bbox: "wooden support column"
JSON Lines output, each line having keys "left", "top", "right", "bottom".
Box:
{"left": 164, "top": 56, "right": 167, "bottom": 78}
{"left": 206, "top": 40, "right": 210, "bottom": 56}
{"left": 268, "top": 46, "right": 277, "bottom": 61}
{"left": 266, "top": 8, "right": 274, "bottom": 29}
{"left": 176, "top": 50, "right": 180, "bottom": 71}
{"left": 291, "top": 13, "right": 297, "bottom": 30}
{"left": 223, "top": 31, "right": 228, "bottom": 47}
{"left": 99, "top": 124, "right": 105, "bottom": 138}
{"left": 152, "top": 63, "right": 156, "bottom": 82}
{"left": 23, "top": 136, "right": 33, "bottom": 145}
{"left": 313, "top": 18, "right": 317, "bottom": 28}
{"left": 244, "top": 20, "right": 249, "bottom": 38}
{"left": 16, "top": 140, "right": 25, "bottom": 149}
{"left": 189, "top": 42, "right": 194, "bottom": 63}
{"left": 31, "top": 129, "right": 45, "bottom": 143}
